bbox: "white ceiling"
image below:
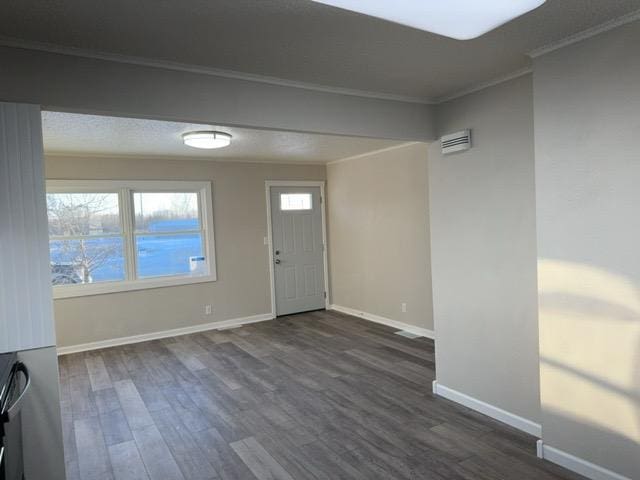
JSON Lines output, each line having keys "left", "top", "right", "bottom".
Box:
{"left": 41, "top": 111, "right": 405, "bottom": 164}
{"left": 1, "top": 0, "right": 639, "bottom": 101}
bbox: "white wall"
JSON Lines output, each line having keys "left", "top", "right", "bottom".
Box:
{"left": 327, "top": 143, "right": 433, "bottom": 332}
{"left": 534, "top": 21, "right": 640, "bottom": 479}
{"left": 428, "top": 75, "right": 540, "bottom": 424}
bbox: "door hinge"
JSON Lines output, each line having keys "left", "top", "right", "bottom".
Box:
{"left": 324, "top": 291, "right": 327, "bottom": 299}
{"left": 320, "top": 195, "right": 323, "bottom": 204}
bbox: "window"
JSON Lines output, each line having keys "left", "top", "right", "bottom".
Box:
{"left": 133, "top": 192, "right": 203, "bottom": 278}
{"left": 280, "top": 193, "right": 312, "bottom": 211}
{"left": 48, "top": 192, "right": 126, "bottom": 285}
{"left": 46, "top": 180, "right": 216, "bottom": 298}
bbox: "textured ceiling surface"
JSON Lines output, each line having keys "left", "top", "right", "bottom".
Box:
{"left": 41, "top": 111, "right": 404, "bottom": 163}
{"left": 2, "top": 0, "right": 639, "bottom": 100}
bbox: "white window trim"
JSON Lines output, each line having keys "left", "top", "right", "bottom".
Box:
{"left": 47, "top": 179, "right": 217, "bottom": 299}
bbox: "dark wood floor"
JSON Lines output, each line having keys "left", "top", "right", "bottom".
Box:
{"left": 59, "top": 310, "right": 584, "bottom": 480}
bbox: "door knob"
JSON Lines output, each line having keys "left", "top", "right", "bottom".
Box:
{"left": 275, "top": 259, "right": 281, "bottom": 264}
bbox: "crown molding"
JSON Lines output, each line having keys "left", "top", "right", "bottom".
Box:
{"left": 434, "top": 67, "right": 533, "bottom": 104}
{"left": 529, "top": 8, "right": 640, "bottom": 58}
{"left": 327, "top": 141, "right": 420, "bottom": 165}
{"left": 422, "top": 8, "right": 640, "bottom": 104}
{"left": 0, "top": 34, "right": 530, "bottom": 108}
{"left": 7, "top": 8, "right": 639, "bottom": 114}
{"left": 0, "top": 36, "right": 435, "bottom": 105}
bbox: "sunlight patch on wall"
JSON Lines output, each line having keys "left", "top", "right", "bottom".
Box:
{"left": 539, "top": 259, "right": 640, "bottom": 314}
{"left": 538, "top": 259, "right": 640, "bottom": 444}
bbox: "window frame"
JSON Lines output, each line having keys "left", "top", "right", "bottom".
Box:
{"left": 47, "top": 180, "right": 217, "bottom": 299}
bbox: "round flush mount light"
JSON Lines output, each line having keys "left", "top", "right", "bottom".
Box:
{"left": 182, "top": 131, "right": 232, "bottom": 149}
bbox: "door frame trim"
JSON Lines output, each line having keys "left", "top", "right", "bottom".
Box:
{"left": 265, "top": 180, "right": 330, "bottom": 317}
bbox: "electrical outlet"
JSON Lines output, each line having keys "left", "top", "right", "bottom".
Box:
{"left": 401, "top": 303, "right": 407, "bottom": 313}
{"left": 205, "top": 305, "right": 212, "bottom": 315}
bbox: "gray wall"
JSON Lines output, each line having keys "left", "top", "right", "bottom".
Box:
{"left": 18, "top": 346, "right": 66, "bottom": 480}
{"left": 0, "top": 103, "right": 65, "bottom": 479}
{"left": 534, "top": 22, "right": 640, "bottom": 479}
{"left": 46, "top": 155, "right": 325, "bottom": 348}
{"left": 327, "top": 143, "right": 433, "bottom": 331}
{"left": 0, "top": 46, "right": 435, "bottom": 142}
{"left": 428, "top": 75, "right": 540, "bottom": 423}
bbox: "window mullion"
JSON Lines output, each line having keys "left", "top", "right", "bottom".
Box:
{"left": 120, "top": 188, "right": 137, "bottom": 281}
{"left": 197, "top": 189, "right": 208, "bottom": 272}
{"left": 133, "top": 230, "right": 202, "bottom": 237}
{"left": 49, "top": 233, "right": 123, "bottom": 241}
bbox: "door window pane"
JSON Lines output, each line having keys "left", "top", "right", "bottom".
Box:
{"left": 136, "top": 233, "right": 204, "bottom": 278}
{"left": 280, "top": 193, "right": 312, "bottom": 211}
{"left": 134, "top": 192, "right": 200, "bottom": 232}
{"left": 47, "top": 193, "right": 120, "bottom": 236}
{"left": 50, "top": 237, "right": 125, "bottom": 284}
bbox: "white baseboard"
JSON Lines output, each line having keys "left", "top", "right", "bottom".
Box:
{"left": 329, "top": 304, "right": 434, "bottom": 339}
{"left": 432, "top": 381, "right": 542, "bottom": 437}
{"left": 536, "top": 440, "right": 631, "bottom": 480}
{"left": 56, "top": 313, "right": 274, "bottom": 355}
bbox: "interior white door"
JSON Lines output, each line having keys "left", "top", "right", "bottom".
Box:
{"left": 270, "top": 186, "right": 326, "bottom": 316}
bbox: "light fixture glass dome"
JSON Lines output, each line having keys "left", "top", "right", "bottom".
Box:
{"left": 311, "top": 0, "right": 546, "bottom": 40}
{"left": 182, "top": 131, "right": 232, "bottom": 149}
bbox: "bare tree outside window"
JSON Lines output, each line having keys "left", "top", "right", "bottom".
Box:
{"left": 132, "top": 192, "right": 203, "bottom": 278}
{"left": 134, "top": 192, "right": 199, "bottom": 231}
{"left": 170, "top": 193, "right": 198, "bottom": 219}
{"left": 46, "top": 181, "right": 213, "bottom": 295}
{"left": 47, "top": 193, "right": 124, "bottom": 284}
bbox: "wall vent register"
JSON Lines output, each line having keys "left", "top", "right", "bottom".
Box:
{"left": 441, "top": 129, "right": 472, "bottom": 155}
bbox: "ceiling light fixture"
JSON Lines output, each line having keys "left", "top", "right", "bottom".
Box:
{"left": 311, "top": 0, "right": 546, "bottom": 40}
{"left": 182, "top": 131, "right": 232, "bottom": 149}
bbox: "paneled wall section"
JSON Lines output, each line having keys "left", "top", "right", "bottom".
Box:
{"left": 0, "top": 102, "right": 55, "bottom": 352}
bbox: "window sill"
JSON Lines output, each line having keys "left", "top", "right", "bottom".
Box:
{"left": 52, "top": 273, "right": 217, "bottom": 299}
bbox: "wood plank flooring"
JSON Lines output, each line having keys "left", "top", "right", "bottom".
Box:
{"left": 59, "top": 310, "right": 584, "bottom": 480}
